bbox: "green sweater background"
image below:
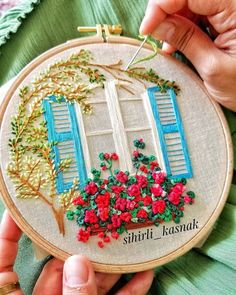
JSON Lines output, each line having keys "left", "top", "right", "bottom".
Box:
{"left": 0, "top": 1, "right": 236, "bottom": 294}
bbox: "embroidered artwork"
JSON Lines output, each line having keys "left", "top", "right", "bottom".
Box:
{"left": 7, "top": 49, "right": 195, "bottom": 244}
{"left": 66, "top": 139, "right": 195, "bottom": 248}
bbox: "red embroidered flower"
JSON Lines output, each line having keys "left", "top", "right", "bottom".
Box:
{"left": 152, "top": 200, "right": 166, "bottom": 214}
{"left": 150, "top": 161, "right": 159, "bottom": 171}
{"left": 140, "top": 165, "right": 148, "bottom": 174}
{"left": 99, "top": 207, "right": 110, "bottom": 221}
{"left": 104, "top": 153, "right": 110, "bottom": 160}
{"left": 137, "top": 209, "right": 148, "bottom": 219}
{"left": 98, "top": 241, "right": 104, "bottom": 248}
{"left": 168, "top": 191, "right": 180, "bottom": 205}
{"left": 115, "top": 197, "right": 127, "bottom": 211}
{"left": 111, "top": 231, "right": 119, "bottom": 240}
{"left": 133, "top": 150, "right": 139, "bottom": 157}
{"left": 116, "top": 171, "right": 128, "bottom": 183}
{"left": 73, "top": 196, "right": 86, "bottom": 206}
{"left": 85, "top": 182, "right": 98, "bottom": 195}
{"left": 136, "top": 175, "right": 148, "bottom": 188}
{"left": 184, "top": 196, "right": 194, "bottom": 204}
{"left": 111, "top": 214, "right": 122, "bottom": 228}
{"left": 126, "top": 200, "right": 137, "bottom": 210}
{"left": 103, "top": 179, "right": 109, "bottom": 185}
{"left": 152, "top": 171, "right": 166, "bottom": 184}
{"left": 107, "top": 224, "right": 113, "bottom": 230}
{"left": 103, "top": 236, "right": 110, "bottom": 243}
{"left": 111, "top": 185, "right": 125, "bottom": 194}
{"left": 77, "top": 229, "right": 90, "bottom": 243}
{"left": 172, "top": 183, "right": 185, "bottom": 194}
{"left": 111, "top": 153, "right": 119, "bottom": 160}
{"left": 102, "top": 166, "right": 107, "bottom": 171}
{"left": 150, "top": 184, "right": 163, "bottom": 197}
{"left": 142, "top": 195, "right": 152, "bottom": 206}
{"left": 84, "top": 210, "right": 98, "bottom": 224}
{"left": 120, "top": 212, "right": 132, "bottom": 223}
{"left": 127, "top": 184, "right": 141, "bottom": 198}
{"left": 98, "top": 232, "right": 104, "bottom": 239}
{"left": 96, "top": 192, "right": 110, "bottom": 208}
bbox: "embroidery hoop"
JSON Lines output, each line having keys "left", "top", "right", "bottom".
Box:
{"left": 0, "top": 25, "right": 233, "bottom": 273}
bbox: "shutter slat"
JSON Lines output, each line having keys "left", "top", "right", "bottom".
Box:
{"left": 148, "top": 87, "right": 193, "bottom": 179}
{"left": 43, "top": 95, "right": 87, "bottom": 193}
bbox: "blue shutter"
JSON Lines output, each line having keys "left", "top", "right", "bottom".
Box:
{"left": 43, "top": 95, "right": 87, "bottom": 193}
{"left": 148, "top": 87, "right": 193, "bottom": 179}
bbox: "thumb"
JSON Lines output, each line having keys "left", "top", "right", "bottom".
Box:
{"left": 63, "top": 255, "right": 97, "bottom": 295}
{"left": 151, "top": 14, "right": 222, "bottom": 80}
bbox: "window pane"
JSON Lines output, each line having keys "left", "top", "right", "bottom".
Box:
{"left": 119, "top": 100, "right": 150, "bottom": 129}
{"left": 88, "top": 87, "right": 106, "bottom": 103}
{"left": 82, "top": 102, "right": 112, "bottom": 134}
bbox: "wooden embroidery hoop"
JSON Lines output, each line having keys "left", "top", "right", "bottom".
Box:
{"left": 0, "top": 25, "right": 233, "bottom": 273}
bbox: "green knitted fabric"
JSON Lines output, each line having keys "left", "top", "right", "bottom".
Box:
{"left": 0, "top": 1, "right": 235, "bottom": 294}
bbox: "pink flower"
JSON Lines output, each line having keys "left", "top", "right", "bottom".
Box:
{"left": 152, "top": 171, "right": 166, "bottom": 184}
{"left": 127, "top": 184, "right": 141, "bottom": 198}
{"left": 85, "top": 182, "right": 98, "bottom": 195}
{"left": 152, "top": 200, "right": 166, "bottom": 214}
{"left": 168, "top": 191, "right": 180, "bottom": 205}
{"left": 184, "top": 196, "right": 193, "bottom": 204}
{"left": 150, "top": 184, "right": 163, "bottom": 197}
{"left": 126, "top": 200, "right": 137, "bottom": 210}
{"left": 172, "top": 183, "right": 185, "bottom": 194}
{"left": 115, "top": 197, "right": 127, "bottom": 211}
{"left": 136, "top": 175, "right": 148, "bottom": 188}
{"left": 116, "top": 171, "right": 128, "bottom": 183}
{"left": 133, "top": 150, "right": 139, "bottom": 157}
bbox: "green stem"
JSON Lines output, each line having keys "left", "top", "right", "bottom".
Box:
{"left": 106, "top": 159, "right": 114, "bottom": 177}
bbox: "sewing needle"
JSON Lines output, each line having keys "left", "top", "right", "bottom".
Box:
{"left": 124, "top": 35, "right": 148, "bottom": 71}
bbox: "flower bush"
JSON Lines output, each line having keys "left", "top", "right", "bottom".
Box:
{"left": 66, "top": 139, "right": 196, "bottom": 248}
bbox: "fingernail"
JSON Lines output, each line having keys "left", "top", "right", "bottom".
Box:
{"left": 139, "top": 8, "right": 155, "bottom": 35}
{"left": 153, "top": 22, "right": 176, "bottom": 40}
{"left": 64, "top": 255, "right": 89, "bottom": 286}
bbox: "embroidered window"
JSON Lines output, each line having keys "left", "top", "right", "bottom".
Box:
{"left": 147, "top": 86, "right": 192, "bottom": 179}
{"left": 43, "top": 96, "right": 87, "bottom": 193}
{"left": 76, "top": 81, "right": 160, "bottom": 174}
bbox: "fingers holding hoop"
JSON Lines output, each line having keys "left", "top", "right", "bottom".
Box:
{"left": 0, "top": 211, "right": 23, "bottom": 295}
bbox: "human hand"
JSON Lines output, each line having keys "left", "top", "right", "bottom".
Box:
{"left": 140, "top": 0, "right": 236, "bottom": 111}
{"left": 0, "top": 211, "right": 154, "bottom": 294}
